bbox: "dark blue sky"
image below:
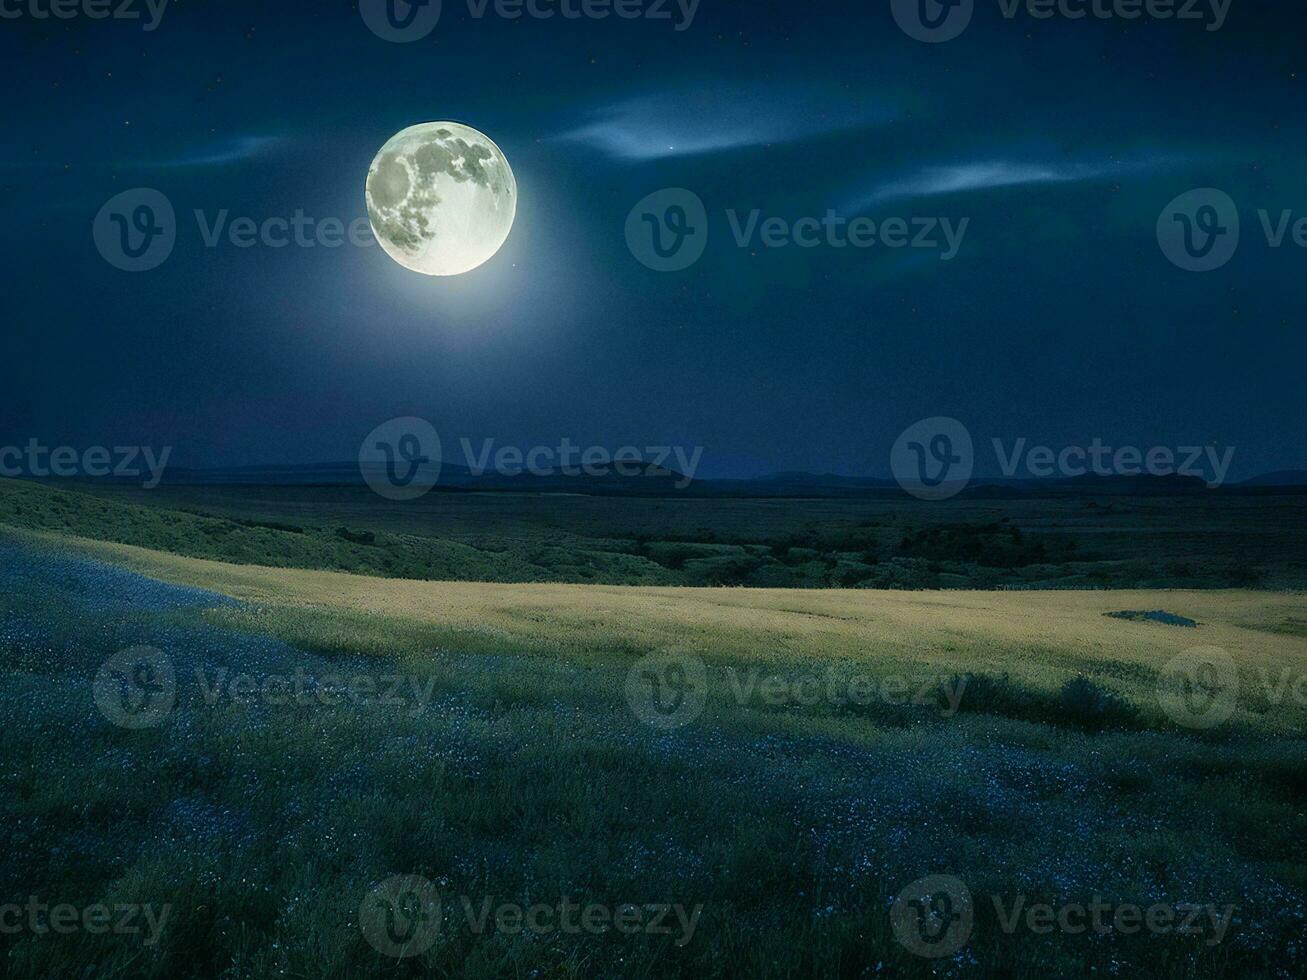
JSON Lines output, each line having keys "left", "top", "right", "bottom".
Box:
{"left": 4, "top": 0, "right": 1303, "bottom": 479}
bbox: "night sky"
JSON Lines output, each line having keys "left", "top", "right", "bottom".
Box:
{"left": 4, "top": 0, "right": 1304, "bottom": 480}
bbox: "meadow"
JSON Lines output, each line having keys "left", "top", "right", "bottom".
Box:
{"left": 5, "top": 478, "right": 1306, "bottom": 589}
{"left": 2, "top": 479, "right": 1307, "bottom": 977}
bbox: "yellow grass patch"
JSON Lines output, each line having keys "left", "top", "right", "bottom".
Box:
{"left": 53, "top": 532, "right": 1307, "bottom": 719}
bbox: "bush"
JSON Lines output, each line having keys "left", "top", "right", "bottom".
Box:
{"left": 335, "top": 526, "right": 376, "bottom": 546}
{"left": 948, "top": 673, "right": 1139, "bottom": 733}
{"left": 1057, "top": 676, "right": 1139, "bottom": 732}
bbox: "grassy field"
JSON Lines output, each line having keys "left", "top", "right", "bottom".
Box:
{"left": 57, "top": 531, "right": 1307, "bottom": 735}
{"left": 3, "top": 503, "right": 1307, "bottom": 977}
{"left": 5, "top": 477, "right": 1307, "bottom": 589}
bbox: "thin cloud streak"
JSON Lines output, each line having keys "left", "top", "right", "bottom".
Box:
{"left": 137, "top": 136, "right": 285, "bottom": 169}
{"left": 552, "top": 85, "right": 896, "bottom": 161}
{"left": 851, "top": 155, "right": 1176, "bottom": 209}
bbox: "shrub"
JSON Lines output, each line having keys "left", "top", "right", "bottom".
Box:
{"left": 1057, "top": 676, "right": 1139, "bottom": 733}
{"left": 948, "top": 673, "right": 1139, "bottom": 733}
{"left": 335, "top": 526, "right": 376, "bottom": 546}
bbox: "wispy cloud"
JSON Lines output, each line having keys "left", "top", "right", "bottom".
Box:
{"left": 552, "top": 84, "right": 895, "bottom": 161}
{"left": 851, "top": 155, "right": 1174, "bottom": 209}
{"left": 137, "top": 136, "right": 284, "bottom": 169}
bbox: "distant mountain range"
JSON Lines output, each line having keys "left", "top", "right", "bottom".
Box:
{"left": 1236, "top": 470, "right": 1307, "bottom": 487}
{"left": 42, "top": 460, "right": 1307, "bottom": 498}
{"left": 150, "top": 459, "right": 696, "bottom": 495}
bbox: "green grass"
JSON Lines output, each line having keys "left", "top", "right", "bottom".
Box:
{"left": 4, "top": 544, "right": 1306, "bottom": 978}
{"left": 4, "top": 481, "right": 1307, "bottom": 978}
{"left": 0, "top": 478, "right": 673, "bottom": 585}
{"left": 6, "top": 476, "right": 1307, "bottom": 589}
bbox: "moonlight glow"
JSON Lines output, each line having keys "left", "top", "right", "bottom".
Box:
{"left": 365, "top": 122, "right": 517, "bottom": 277}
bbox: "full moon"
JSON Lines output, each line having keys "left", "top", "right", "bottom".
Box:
{"left": 365, "top": 122, "right": 517, "bottom": 276}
